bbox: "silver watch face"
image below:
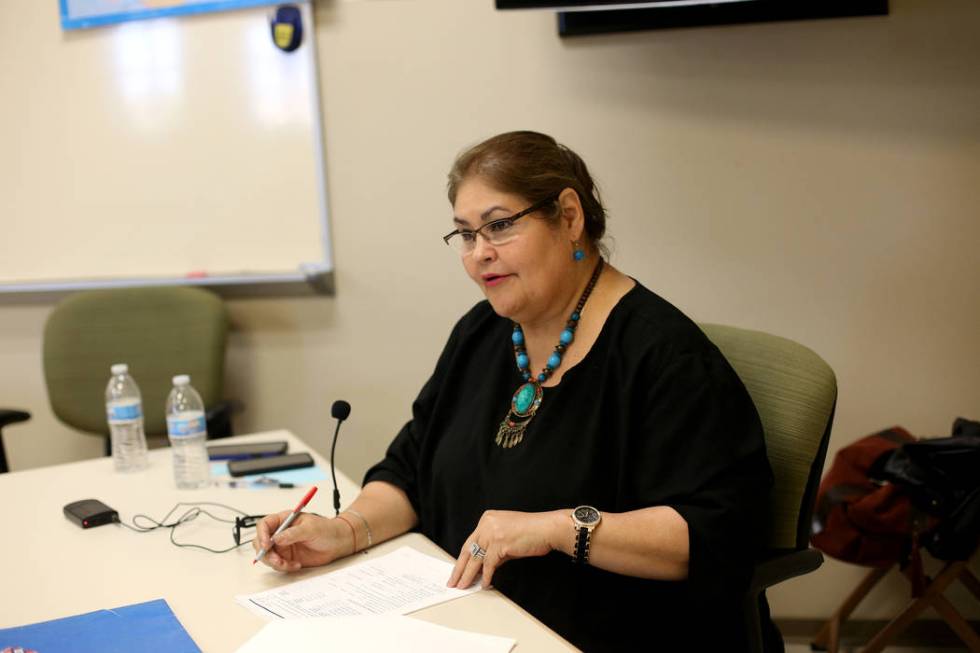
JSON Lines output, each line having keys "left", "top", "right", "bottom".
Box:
{"left": 574, "top": 505, "right": 600, "bottom": 526}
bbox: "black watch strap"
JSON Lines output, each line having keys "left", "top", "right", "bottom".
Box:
{"left": 574, "top": 526, "right": 590, "bottom": 564}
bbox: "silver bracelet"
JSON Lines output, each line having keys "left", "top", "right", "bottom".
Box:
{"left": 345, "top": 509, "right": 373, "bottom": 548}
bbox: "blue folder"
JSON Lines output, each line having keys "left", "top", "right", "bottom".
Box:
{"left": 0, "top": 598, "right": 200, "bottom": 653}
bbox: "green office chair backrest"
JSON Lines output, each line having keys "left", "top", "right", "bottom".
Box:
{"left": 700, "top": 323, "right": 837, "bottom": 551}
{"left": 43, "top": 287, "right": 228, "bottom": 437}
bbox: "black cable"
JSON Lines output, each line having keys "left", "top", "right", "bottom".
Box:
{"left": 114, "top": 501, "right": 256, "bottom": 554}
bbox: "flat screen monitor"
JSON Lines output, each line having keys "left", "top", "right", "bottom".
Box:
{"left": 496, "top": 0, "right": 755, "bottom": 8}
{"left": 496, "top": 0, "right": 889, "bottom": 37}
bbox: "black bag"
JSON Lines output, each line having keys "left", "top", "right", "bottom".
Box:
{"left": 876, "top": 417, "right": 980, "bottom": 560}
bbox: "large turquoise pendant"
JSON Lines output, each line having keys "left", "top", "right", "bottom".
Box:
{"left": 495, "top": 382, "right": 543, "bottom": 448}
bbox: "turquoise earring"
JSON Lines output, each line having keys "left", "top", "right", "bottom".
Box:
{"left": 573, "top": 243, "right": 585, "bottom": 261}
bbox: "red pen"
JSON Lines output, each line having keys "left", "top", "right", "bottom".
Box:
{"left": 252, "top": 485, "right": 318, "bottom": 565}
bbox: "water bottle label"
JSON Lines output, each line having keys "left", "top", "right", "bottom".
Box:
{"left": 167, "top": 415, "right": 206, "bottom": 438}
{"left": 108, "top": 403, "right": 142, "bottom": 422}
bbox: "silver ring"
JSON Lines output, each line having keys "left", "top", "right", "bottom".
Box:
{"left": 470, "top": 542, "right": 487, "bottom": 560}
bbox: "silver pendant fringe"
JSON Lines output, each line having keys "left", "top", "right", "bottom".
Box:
{"left": 495, "top": 416, "right": 532, "bottom": 448}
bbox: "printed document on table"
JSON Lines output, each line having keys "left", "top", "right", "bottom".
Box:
{"left": 237, "top": 547, "right": 481, "bottom": 620}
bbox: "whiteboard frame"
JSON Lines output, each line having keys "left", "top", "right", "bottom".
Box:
{"left": 59, "top": 0, "right": 284, "bottom": 31}
{"left": 0, "top": 269, "right": 333, "bottom": 304}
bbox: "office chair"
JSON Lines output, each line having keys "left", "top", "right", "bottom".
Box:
{"left": 0, "top": 286, "right": 239, "bottom": 473}
{"left": 700, "top": 323, "right": 838, "bottom": 653}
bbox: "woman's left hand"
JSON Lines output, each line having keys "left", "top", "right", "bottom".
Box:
{"left": 448, "top": 509, "right": 564, "bottom": 589}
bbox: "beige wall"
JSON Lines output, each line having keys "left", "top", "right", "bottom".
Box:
{"left": 2, "top": 0, "right": 978, "bottom": 621}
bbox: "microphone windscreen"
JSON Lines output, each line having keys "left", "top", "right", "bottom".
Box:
{"left": 331, "top": 400, "right": 351, "bottom": 421}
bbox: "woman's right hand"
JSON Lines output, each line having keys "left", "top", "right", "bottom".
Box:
{"left": 253, "top": 511, "right": 354, "bottom": 572}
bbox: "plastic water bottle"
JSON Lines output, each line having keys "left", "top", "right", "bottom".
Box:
{"left": 105, "top": 363, "right": 149, "bottom": 472}
{"left": 166, "top": 374, "right": 211, "bottom": 489}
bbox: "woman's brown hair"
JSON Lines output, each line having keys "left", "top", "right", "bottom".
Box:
{"left": 447, "top": 131, "right": 607, "bottom": 249}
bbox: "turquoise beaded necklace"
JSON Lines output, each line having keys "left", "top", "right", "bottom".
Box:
{"left": 495, "top": 258, "right": 604, "bottom": 448}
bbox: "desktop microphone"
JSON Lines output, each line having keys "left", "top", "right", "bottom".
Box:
{"left": 329, "top": 400, "right": 352, "bottom": 516}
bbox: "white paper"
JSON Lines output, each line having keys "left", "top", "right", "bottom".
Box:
{"left": 236, "top": 547, "right": 481, "bottom": 620}
{"left": 235, "top": 616, "right": 516, "bottom": 653}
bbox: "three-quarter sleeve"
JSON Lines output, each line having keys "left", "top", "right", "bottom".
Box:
{"left": 627, "top": 347, "right": 773, "bottom": 605}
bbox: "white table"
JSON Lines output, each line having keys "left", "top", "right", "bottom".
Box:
{"left": 0, "top": 430, "right": 576, "bottom": 652}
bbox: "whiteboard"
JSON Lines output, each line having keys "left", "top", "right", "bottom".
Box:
{"left": 0, "top": 1, "right": 331, "bottom": 296}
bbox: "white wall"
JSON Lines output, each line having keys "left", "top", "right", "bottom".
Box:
{"left": 1, "top": 0, "right": 978, "bottom": 621}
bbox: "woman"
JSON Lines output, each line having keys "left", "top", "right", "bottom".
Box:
{"left": 254, "top": 131, "right": 774, "bottom": 651}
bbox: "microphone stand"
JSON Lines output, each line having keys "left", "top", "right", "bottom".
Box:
{"left": 330, "top": 417, "right": 343, "bottom": 516}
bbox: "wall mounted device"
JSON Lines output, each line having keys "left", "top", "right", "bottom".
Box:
{"left": 271, "top": 4, "right": 303, "bottom": 52}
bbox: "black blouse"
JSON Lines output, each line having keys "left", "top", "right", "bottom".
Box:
{"left": 365, "top": 282, "right": 773, "bottom": 651}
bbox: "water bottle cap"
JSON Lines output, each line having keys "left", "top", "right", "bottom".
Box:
{"left": 172, "top": 374, "right": 191, "bottom": 386}
{"left": 111, "top": 363, "right": 129, "bottom": 375}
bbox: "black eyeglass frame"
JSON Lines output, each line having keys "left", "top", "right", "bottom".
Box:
{"left": 442, "top": 193, "right": 560, "bottom": 250}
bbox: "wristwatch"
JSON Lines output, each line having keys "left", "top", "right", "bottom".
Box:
{"left": 571, "top": 505, "right": 601, "bottom": 564}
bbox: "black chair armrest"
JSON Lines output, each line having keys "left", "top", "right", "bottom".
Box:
{"left": 205, "top": 400, "right": 244, "bottom": 440}
{"left": 0, "top": 409, "right": 31, "bottom": 474}
{"left": 0, "top": 409, "right": 31, "bottom": 429}
{"left": 750, "top": 547, "right": 824, "bottom": 593}
{"left": 743, "top": 548, "right": 824, "bottom": 653}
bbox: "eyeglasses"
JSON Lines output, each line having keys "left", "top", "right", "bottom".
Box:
{"left": 233, "top": 514, "right": 266, "bottom": 546}
{"left": 443, "top": 193, "right": 559, "bottom": 254}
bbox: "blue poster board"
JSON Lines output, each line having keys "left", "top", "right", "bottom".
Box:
{"left": 0, "top": 599, "right": 201, "bottom": 653}
{"left": 60, "top": 0, "right": 286, "bottom": 30}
